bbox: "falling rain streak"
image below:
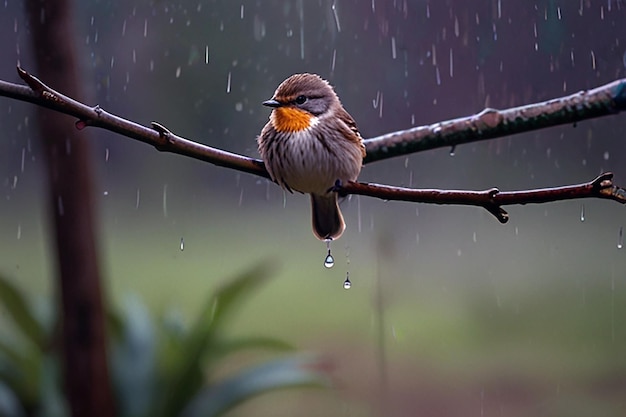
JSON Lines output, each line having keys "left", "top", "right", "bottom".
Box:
{"left": 162, "top": 184, "right": 168, "bottom": 218}
{"left": 580, "top": 204, "right": 585, "bottom": 222}
{"left": 331, "top": 0, "right": 341, "bottom": 33}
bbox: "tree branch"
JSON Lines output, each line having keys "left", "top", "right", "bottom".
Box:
{"left": 339, "top": 172, "right": 626, "bottom": 223}
{"left": 4, "top": 67, "right": 269, "bottom": 179}
{"left": 1, "top": 67, "right": 626, "bottom": 220}
{"left": 3, "top": 68, "right": 626, "bottom": 171}
{"left": 363, "top": 79, "right": 626, "bottom": 163}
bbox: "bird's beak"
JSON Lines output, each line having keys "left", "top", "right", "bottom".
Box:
{"left": 262, "top": 99, "right": 282, "bottom": 108}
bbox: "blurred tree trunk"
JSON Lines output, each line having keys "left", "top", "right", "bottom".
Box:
{"left": 24, "top": 1, "right": 114, "bottom": 416}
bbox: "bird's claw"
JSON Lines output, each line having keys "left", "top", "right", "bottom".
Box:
{"left": 327, "top": 179, "right": 343, "bottom": 194}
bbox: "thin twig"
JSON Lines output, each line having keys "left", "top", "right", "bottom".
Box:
{"left": 9, "top": 67, "right": 269, "bottom": 179}
{"left": 339, "top": 172, "right": 626, "bottom": 223}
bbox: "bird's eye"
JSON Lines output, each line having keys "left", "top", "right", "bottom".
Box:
{"left": 294, "top": 95, "right": 307, "bottom": 105}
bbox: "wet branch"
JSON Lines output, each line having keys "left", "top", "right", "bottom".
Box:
{"left": 1, "top": 67, "right": 626, "bottom": 219}
{"left": 339, "top": 172, "right": 626, "bottom": 223}
{"left": 363, "top": 78, "right": 626, "bottom": 163}
{"left": 3, "top": 67, "right": 269, "bottom": 179}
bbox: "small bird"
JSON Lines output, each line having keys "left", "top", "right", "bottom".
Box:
{"left": 258, "top": 73, "right": 366, "bottom": 240}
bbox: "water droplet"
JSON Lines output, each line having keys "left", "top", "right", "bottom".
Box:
{"left": 324, "top": 240, "right": 334, "bottom": 268}
{"left": 580, "top": 204, "right": 585, "bottom": 222}
{"left": 449, "top": 145, "right": 456, "bottom": 156}
{"left": 618, "top": 226, "right": 623, "bottom": 249}
{"left": 180, "top": 237, "right": 185, "bottom": 251}
{"left": 324, "top": 252, "right": 334, "bottom": 268}
{"left": 343, "top": 273, "right": 352, "bottom": 289}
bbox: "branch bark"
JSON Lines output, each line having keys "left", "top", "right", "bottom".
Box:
{"left": 1, "top": 68, "right": 626, "bottom": 221}
{"left": 338, "top": 172, "right": 626, "bottom": 223}
{"left": 363, "top": 79, "right": 626, "bottom": 163}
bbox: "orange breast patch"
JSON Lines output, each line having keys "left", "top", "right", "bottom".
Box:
{"left": 272, "top": 107, "right": 313, "bottom": 133}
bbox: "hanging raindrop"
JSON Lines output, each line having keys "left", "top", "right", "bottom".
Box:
{"left": 618, "top": 226, "right": 623, "bottom": 249}
{"left": 580, "top": 204, "right": 585, "bottom": 222}
{"left": 324, "top": 239, "right": 335, "bottom": 268}
{"left": 343, "top": 273, "right": 352, "bottom": 290}
{"left": 449, "top": 145, "right": 456, "bottom": 156}
{"left": 180, "top": 237, "right": 185, "bottom": 251}
{"left": 324, "top": 252, "right": 334, "bottom": 268}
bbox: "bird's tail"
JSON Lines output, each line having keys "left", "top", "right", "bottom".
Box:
{"left": 310, "top": 193, "right": 345, "bottom": 241}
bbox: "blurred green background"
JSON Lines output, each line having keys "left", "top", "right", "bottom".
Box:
{"left": 1, "top": 1, "right": 626, "bottom": 416}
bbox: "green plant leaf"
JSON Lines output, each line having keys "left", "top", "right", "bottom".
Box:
{"left": 0, "top": 380, "right": 26, "bottom": 417}
{"left": 38, "top": 354, "right": 67, "bottom": 417}
{"left": 208, "top": 261, "right": 276, "bottom": 328}
{"left": 110, "top": 295, "right": 156, "bottom": 417}
{"left": 0, "top": 276, "right": 45, "bottom": 349}
{"left": 0, "top": 339, "right": 40, "bottom": 407}
{"left": 213, "top": 336, "right": 293, "bottom": 355}
{"left": 208, "top": 337, "right": 293, "bottom": 366}
{"left": 157, "top": 261, "right": 275, "bottom": 417}
{"left": 180, "top": 354, "right": 331, "bottom": 417}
